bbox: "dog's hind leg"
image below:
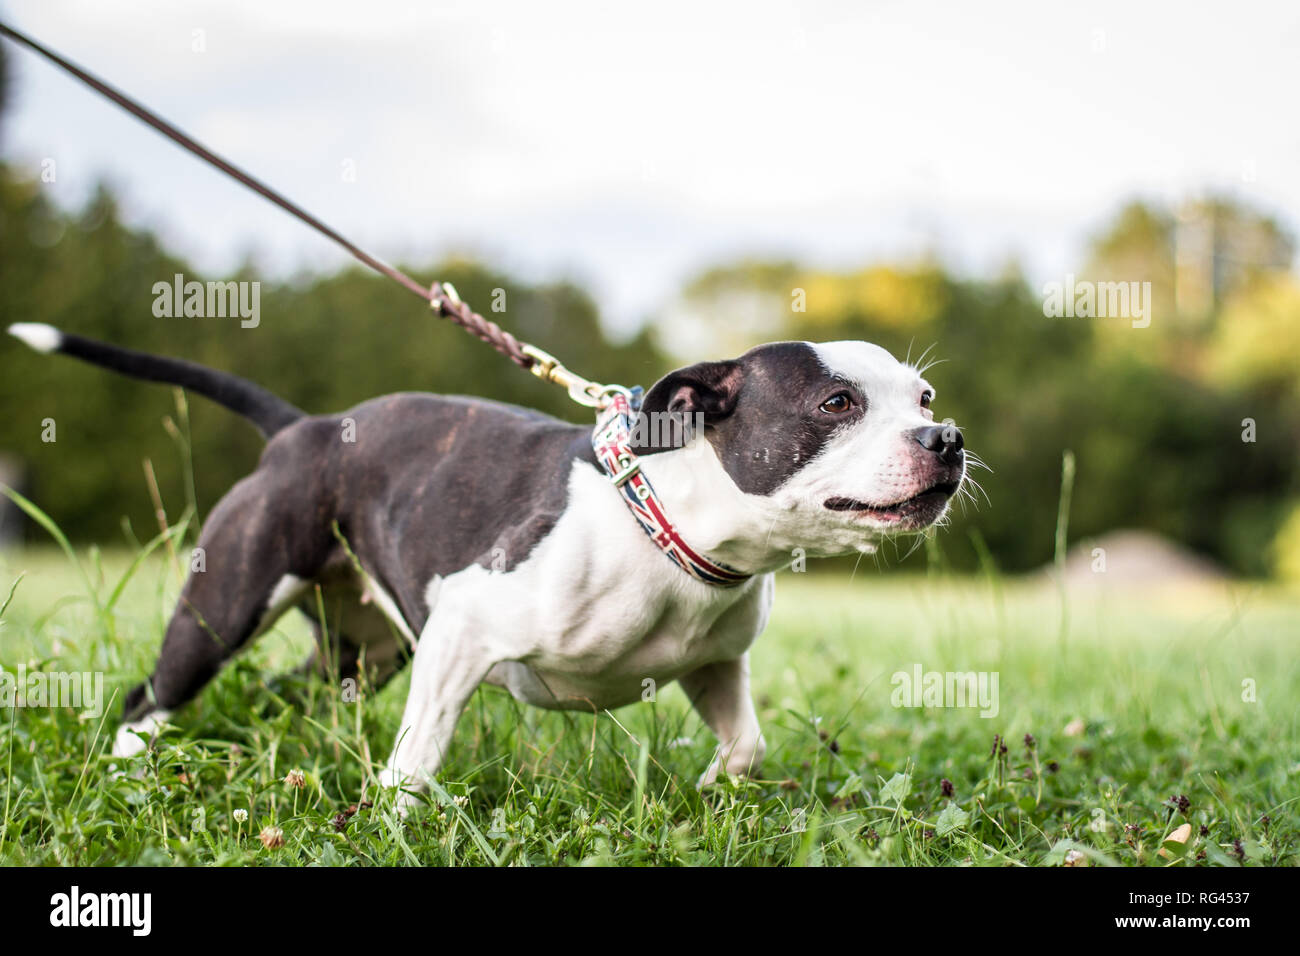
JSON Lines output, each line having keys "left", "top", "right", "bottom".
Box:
{"left": 113, "top": 469, "right": 332, "bottom": 757}
{"left": 296, "top": 580, "right": 413, "bottom": 693}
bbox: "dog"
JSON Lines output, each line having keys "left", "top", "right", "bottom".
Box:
{"left": 8, "top": 322, "right": 964, "bottom": 803}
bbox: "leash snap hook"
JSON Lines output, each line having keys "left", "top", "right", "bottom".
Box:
{"left": 521, "top": 344, "right": 623, "bottom": 409}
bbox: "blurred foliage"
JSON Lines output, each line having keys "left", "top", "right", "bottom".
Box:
{"left": 1274, "top": 501, "right": 1300, "bottom": 584}
{"left": 1210, "top": 274, "right": 1300, "bottom": 402}
{"left": 0, "top": 164, "right": 665, "bottom": 545}
{"left": 2, "top": 164, "right": 1297, "bottom": 577}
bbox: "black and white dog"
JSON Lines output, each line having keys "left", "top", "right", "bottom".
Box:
{"left": 9, "top": 322, "right": 964, "bottom": 804}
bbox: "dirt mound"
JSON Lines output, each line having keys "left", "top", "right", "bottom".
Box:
{"left": 1043, "top": 529, "right": 1229, "bottom": 589}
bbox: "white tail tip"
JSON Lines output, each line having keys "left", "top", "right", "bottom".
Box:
{"left": 7, "top": 323, "right": 63, "bottom": 354}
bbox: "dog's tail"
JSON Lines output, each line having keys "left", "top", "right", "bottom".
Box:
{"left": 8, "top": 323, "right": 304, "bottom": 439}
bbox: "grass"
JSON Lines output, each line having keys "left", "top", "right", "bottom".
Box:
{"left": 1, "top": 526, "right": 1296, "bottom": 867}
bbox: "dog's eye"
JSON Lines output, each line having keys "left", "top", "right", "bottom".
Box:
{"left": 920, "top": 390, "right": 933, "bottom": 409}
{"left": 819, "top": 392, "right": 852, "bottom": 414}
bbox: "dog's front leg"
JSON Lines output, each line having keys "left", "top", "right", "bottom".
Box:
{"left": 678, "top": 654, "right": 767, "bottom": 788}
{"left": 380, "top": 609, "right": 493, "bottom": 811}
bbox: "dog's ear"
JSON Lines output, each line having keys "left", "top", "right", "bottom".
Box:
{"left": 640, "top": 359, "right": 743, "bottom": 421}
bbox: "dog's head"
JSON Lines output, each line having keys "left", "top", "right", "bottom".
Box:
{"left": 639, "top": 341, "right": 965, "bottom": 560}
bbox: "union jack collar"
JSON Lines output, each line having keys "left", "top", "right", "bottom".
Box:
{"left": 591, "top": 389, "right": 752, "bottom": 588}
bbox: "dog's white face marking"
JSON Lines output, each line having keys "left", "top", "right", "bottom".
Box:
{"left": 777, "top": 340, "right": 961, "bottom": 532}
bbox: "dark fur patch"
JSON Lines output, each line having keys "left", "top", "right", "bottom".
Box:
{"left": 687, "top": 342, "right": 859, "bottom": 495}
{"left": 313, "top": 394, "right": 595, "bottom": 630}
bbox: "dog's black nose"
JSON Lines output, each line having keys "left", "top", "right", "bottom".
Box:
{"left": 913, "top": 424, "right": 964, "bottom": 464}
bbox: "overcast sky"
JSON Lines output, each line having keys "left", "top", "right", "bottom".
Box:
{"left": 3, "top": 0, "right": 1298, "bottom": 334}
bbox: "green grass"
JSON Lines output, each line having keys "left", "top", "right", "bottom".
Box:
{"left": 0, "top": 540, "right": 1296, "bottom": 866}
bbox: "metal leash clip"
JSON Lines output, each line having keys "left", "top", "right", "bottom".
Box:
{"left": 521, "top": 344, "right": 629, "bottom": 409}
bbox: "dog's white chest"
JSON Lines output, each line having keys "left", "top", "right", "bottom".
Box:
{"left": 421, "top": 463, "right": 773, "bottom": 711}
{"left": 495, "top": 574, "right": 768, "bottom": 710}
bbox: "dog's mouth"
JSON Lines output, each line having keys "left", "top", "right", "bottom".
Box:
{"left": 824, "top": 479, "right": 959, "bottom": 528}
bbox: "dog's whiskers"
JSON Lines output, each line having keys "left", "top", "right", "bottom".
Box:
{"left": 848, "top": 546, "right": 868, "bottom": 583}
{"left": 898, "top": 530, "right": 930, "bottom": 563}
{"left": 958, "top": 473, "right": 991, "bottom": 510}
{"left": 915, "top": 356, "right": 949, "bottom": 377}
{"left": 910, "top": 341, "right": 935, "bottom": 371}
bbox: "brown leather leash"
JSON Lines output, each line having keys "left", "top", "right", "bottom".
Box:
{"left": 0, "top": 20, "right": 614, "bottom": 406}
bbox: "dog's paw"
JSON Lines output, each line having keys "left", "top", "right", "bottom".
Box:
{"left": 696, "top": 736, "right": 767, "bottom": 789}
{"left": 111, "top": 710, "right": 172, "bottom": 758}
{"left": 697, "top": 761, "right": 725, "bottom": 790}
{"left": 379, "top": 767, "right": 428, "bottom": 818}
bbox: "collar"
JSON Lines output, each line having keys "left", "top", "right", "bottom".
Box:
{"left": 591, "top": 390, "right": 753, "bottom": 588}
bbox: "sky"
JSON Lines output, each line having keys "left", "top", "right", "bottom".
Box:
{"left": 3, "top": 0, "right": 1298, "bottom": 336}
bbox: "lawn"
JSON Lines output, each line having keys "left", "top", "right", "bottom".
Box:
{"left": 0, "top": 542, "right": 1296, "bottom": 866}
